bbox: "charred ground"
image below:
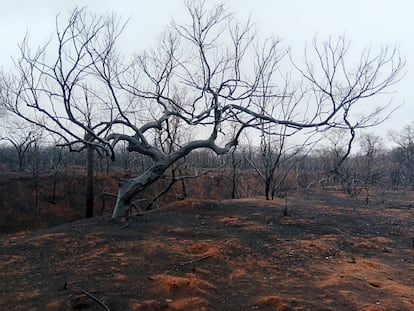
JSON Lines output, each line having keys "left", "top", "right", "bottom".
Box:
{"left": 1, "top": 191, "right": 413, "bottom": 310}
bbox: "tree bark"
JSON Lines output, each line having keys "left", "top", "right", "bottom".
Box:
{"left": 230, "top": 150, "right": 239, "bottom": 199}
{"left": 112, "top": 163, "right": 168, "bottom": 217}
{"left": 86, "top": 143, "right": 94, "bottom": 218}
{"left": 265, "top": 177, "right": 271, "bottom": 201}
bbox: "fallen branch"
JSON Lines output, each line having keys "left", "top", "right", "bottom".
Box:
{"left": 178, "top": 253, "right": 214, "bottom": 266}
{"left": 119, "top": 223, "right": 130, "bottom": 229}
{"left": 386, "top": 203, "right": 413, "bottom": 209}
{"left": 96, "top": 191, "right": 118, "bottom": 199}
{"left": 79, "top": 288, "right": 111, "bottom": 311}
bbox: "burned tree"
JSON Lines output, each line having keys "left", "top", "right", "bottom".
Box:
{"left": 0, "top": 1, "right": 405, "bottom": 217}
{"left": 0, "top": 120, "right": 40, "bottom": 172}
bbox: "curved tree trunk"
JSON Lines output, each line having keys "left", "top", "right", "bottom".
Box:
{"left": 112, "top": 163, "right": 168, "bottom": 217}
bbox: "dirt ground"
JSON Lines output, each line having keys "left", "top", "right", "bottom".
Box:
{"left": 0, "top": 190, "right": 413, "bottom": 310}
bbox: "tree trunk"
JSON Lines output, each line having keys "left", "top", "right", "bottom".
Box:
{"left": 51, "top": 169, "right": 59, "bottom": 204}
{"left": 112, "top": 164, "right": 168, "bottom": 217}
{"left": 18, "top": 153, "right": 24, "bottom": 172}
{"left": 265, "top": 177, "right": 271, "bottom": 200}
{"left": 86, "top": 143, "right": 94, "bottom": 218}
{"left": 230, "top": 151, "right": 238, "bottom": 199}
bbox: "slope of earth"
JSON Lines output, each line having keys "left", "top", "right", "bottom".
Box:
{"left": 0, "top": 191, "right": 413, "bottom": 310}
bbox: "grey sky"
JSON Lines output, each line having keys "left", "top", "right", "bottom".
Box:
{"left": 1, "top": 0, "right": 412, "bottom": 137}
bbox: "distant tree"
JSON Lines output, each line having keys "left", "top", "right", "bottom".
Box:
{"left": 46, "top": 142, "right": 66, "bottom": 204}
{"left": 0, "top": 120, "right": 45, "bottom": 208}
{"left": 246, "top": 126, "right": 305, "bottom": 200}
{"left": 26, "top": 130, "right": 44, "bottom": 209}
{"left": 357, "top": 132, "right": 385, "bottom": 186}
{"left": 244, "top": 60, "right": 308, "bottom": 200}
{"left": 0, "top": 2, "right": 405, "bottom": 217}
{"left": 229, "top": 145, "right": 243, "bottom": 199}
{"left": 0, "top": 120, "right": 40, "bottom": 172}
{"left": 322, "top": 128, "right": 361, "bottom": 194}
{"left": 388, "top": 123, "right": 414, "bottom": 190}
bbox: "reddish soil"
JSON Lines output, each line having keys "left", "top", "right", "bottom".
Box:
{"left": 1, "top": 191, "right": 413, "bottom": 310}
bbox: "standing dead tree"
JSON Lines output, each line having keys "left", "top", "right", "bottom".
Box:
{"left": 388, "top": 123, "right": 414, "bottom": 190}
{"left": 295, "top": 37, "right": 404, "bottom": 181}
{"left": 0, "top": 120, "right": 39, "bottom": 172}
{"left": 0, "top": 1, "right": 405, "bottom": 217}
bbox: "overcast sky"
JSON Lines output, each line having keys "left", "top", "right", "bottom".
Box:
{"left": 1, "top": 0, "right": 412, "bottom": 139}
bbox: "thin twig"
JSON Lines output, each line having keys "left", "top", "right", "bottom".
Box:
{"left": 119, "top": 223, "right": 129, "bottom": 229}
{"left": 79, "top": 288, "right": 111, "bottom": 311}
{"left": 96, "top": 191, "right": 118, "bottom": 199}
{"left": 178, "top": 253, "right": 214, "bottom": 266}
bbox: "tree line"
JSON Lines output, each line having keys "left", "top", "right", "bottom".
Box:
{"left": 1, "top": 122, "right": 414, "bottom": 206}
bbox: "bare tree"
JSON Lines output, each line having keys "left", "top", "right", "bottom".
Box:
{"left": 27, "top": 130, "right": 44, "bottom": 209}
{"left": 229, "top": 145, "right": 243, "bottom": 199}
{"left": 0, "top": 2, "right": 405, "bottom": 217}
{"left": 0, "top": 119, "right": 40, "bottom": 172}
{"left": 358, "top": 132, "right": 385, "bottom": 185}
{"left": 245, "top": 54, "right": 308, "bottom": 200}
{"left": 47, "top": 139, "right": 66, "bottom": 204}
{"left": 388, "top": 123, "right": 414, "bottom": 190}
{"left": 247, "top": 130, "right": 311, "bottom": 200}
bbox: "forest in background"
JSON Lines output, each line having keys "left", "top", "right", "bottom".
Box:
{"left": 1, "top": 121, "right": 413, "bottom": 234}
